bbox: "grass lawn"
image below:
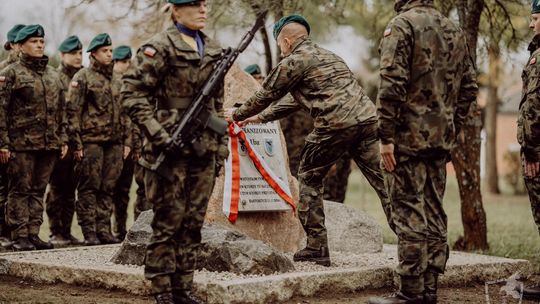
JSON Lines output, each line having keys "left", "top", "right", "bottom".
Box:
{"left": 344, "top": 169, "right": 540, "bottom": 271}
{"left": 37, "top": 169, "right": 540, "bottom": 271}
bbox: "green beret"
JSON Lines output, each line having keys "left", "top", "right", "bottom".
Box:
{"left": 533, "top": 0, "right": 540, "bottom": 13}
{"left": 59, "top": 35, "right": 83, "bottom": 53}
{"left": 4, "top": 24, "right": 25, "bottom": 50}
{"left": 168, "top": 0, "right": 200, "bottom": 5}
{"left": 87, "top": 33, "right": 112, "bottom": 53}
{"left": 244, "top": 64, "right": 261, "bottom": 75}
{"left": 113, "top": 45, "right": 132, "bottom": 61}
{"left": 273, "top": 15, "right": 310, "bottom": 40}
{"left": 14, "top": 24, "right": 44, "bottom": 44}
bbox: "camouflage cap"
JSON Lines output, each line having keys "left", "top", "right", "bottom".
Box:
{"left": 87, "top": 33, "right": 112, "bottom": 53}
{"left": 14, "top": 24, "right": 45, "bottom": 44}
{"left": 168, "top": 0, "right": 200, "bottom": 4}
{"left": 273, "top": 15, "right": 310, "bottom": 40}
{"left": 112, "top": 45, "right": 132, "bottom": 61}
{"left": 534, "top": 0, "right": 540, "bottom": 13}
{"left": 58, "top": 35, "right": 83, "bottom": 53}
{"left": 4, "top": 24, "right": 25, "bottom": 50}
{"left": 244, "top": 64, "right": 261, "bottom": 75}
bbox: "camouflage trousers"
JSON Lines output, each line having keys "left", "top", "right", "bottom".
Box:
{"left": 113, "top": 154, "right": 135, "bottom": 236}
{"left": 0, "top": 163, "right": 8, "bottom": 238}
{"left": 6, "top": 150, "right": 58, "bottom": 239}
{"left": 75, "top": 143, "right": 123, "bottom": 238}
{"left": 385, "top": 156, "right": 449, "bottom": 295}
{"left": 525, "top": 174, "right": 540, "bottom": 236}
{"left": 46, "top": 153, "right": 76, "bottom": 237}
{"left": 281, "top": 111, "right": 352, "bottom": 203}
{"left": 297, "top": 122, "right": 391, "bottom": 250}
{"left": 133, "top": 164, "right": 149, "bottom": 220}
{"left": 144, "top": 152, "right": 216, "bottom": 295}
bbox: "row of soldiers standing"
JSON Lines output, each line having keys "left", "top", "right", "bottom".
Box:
{"left": 0, "top": 24, "right": 150, "bottom": 251}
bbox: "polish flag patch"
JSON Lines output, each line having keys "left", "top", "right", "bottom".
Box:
{"left": 531, "top": 57, "right": 537, "bottom": 65}
{"left": 0, "top": 76, "right": 5, "bottom": 83}
{"left": 143, "top": 47, "right": 157, "bottom": 57}
{"left": 71, "top": 81, "right": 79, "bottom": 88}
{"left": 384, "top": 28, "right": 392, "bottom": 37}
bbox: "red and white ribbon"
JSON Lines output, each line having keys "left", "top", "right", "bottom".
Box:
{"left": 223, "top": 123, "right": 295, "bottom": 223}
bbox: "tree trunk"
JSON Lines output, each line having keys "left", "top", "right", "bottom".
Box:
{"left": 485, "top": 43, "right": 501, "bottom": 194}
{"left": 452, "top": 0, "right": 489, "bottom": 251}
{"left": 259, "top": 25, "right": 273, "bottom": 74}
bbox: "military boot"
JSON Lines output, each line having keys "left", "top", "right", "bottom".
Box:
{"left": 172, "top": 290, "right": 201, "bottom": 304}
{"left": 83, "top": 231, "right": 101, "bottom": 246}
{"left": 367, "top": 291, "right": 424, "bottom": 304}
{"left": 154, "top": 292, "right": 174, "bottom": 304}
{"left": 0, "top": 236, "right": 12, "bottom": 248}
{"left": 293, "top": 246, "right": 331, "bottom": 266}
{"left": 49, "top": 234, "right": 71, "bottom": 247}
{"left": 12, "top": 237, "right": 36, "bottom": 251}
{"left": 423, "top": 272, "right": 438, "bottom": 304}
{"left": 28, "top": 235, "right": 53, "bottom": 250}
{"left": 519, "top": 285, "right": 540, "bottom": 300}
{"left": 97, "top": 232, "right": 121, "bottom": 244}
{"left": 66, "top": 234, "right": 84, "bottom": 246}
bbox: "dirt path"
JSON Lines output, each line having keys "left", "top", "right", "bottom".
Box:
{"left": 1, "top": 275, "right": 538, "bottom": 304}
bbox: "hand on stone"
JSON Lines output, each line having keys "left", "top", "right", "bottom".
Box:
{"left": 0, "top": 149, "right": 10, "bottom": 164}
{"left": 380, "top": 143, "right": 396, "bottom": 172}
{"left": 238, "top": 115, "right": 262, "bottom": 127}
{"left": 225, "top": 107, "right": 238, "bottom": 123}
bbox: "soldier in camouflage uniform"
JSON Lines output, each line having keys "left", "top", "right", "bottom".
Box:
{"left": 0, "top": 25, "right": 69, "bottom": 251}
{"left": 121, "top": 1, "right": 227, "bottom": 303}
{"left": 368, "top": 1, "right": 477, "bottom": 303}
{"left": 111, "top": 45, "right": 133, "bottom": 240}
{"left": 244, "top": 63, "right": 352, "bottom": 203}
{"left": 230, "top": 15, "right": 391, "bottom": 267}
{"left": 516, "top": 2, "right": 540, "bottom": 300}
{"left": 67, "top": 33, "right": 130, "bottom": 246}
{"left": 0, "top": 24, "right": 25, "bottom": 250}
{"left": 46, "top": 35, "right": 84, "bottom": 246}
{"left": 132, "top": 126, "right": 149, "bottom": 220}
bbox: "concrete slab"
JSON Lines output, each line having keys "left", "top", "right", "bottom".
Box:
{"left": 0, "top": 245, "right": 531, "bottom": 304}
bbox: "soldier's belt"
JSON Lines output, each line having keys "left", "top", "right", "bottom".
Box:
{"left": 161, "top": 97, "right": 191, "bottom": 110}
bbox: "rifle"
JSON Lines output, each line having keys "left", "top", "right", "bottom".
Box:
{"left": 140, "top": 10, "right": 268, "bottom": 181}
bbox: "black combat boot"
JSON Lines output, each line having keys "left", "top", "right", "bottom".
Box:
{"left": 172, "top": 289, "right": 201, "bottom": 304}
{"left": 367, "top": 291, "right": 424, "bottom": 304}
{"left": 97, "top": 232, "right": 121, "bottom": 244}
{"left": 12, "top": 237, "right": 36, "bottom": 251}
{"left": 423, "top": 271, "right": 438, "bottom": 304}
{"left": 293, "top": 246, "right": 331, "bottom": 266}
{"left": 66, "top": 234, "right": 84, "bottom": 246}
{"left": 154, "top": 292, "right": 174, "bottom": 304}
{"left": 49, "top": 234, "right": 71, "bottom": 246}
{"left": 28, "top": 235, "right": 53, "bottom": 250}
{"left": 83, "top": 231, "right": 101, "bottom": 246}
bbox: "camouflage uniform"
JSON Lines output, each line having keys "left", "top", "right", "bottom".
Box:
{"left": 0, "top": 51, "right": 19, "bottom": 241}
{"left": 233, "top": 37, "right": 391, "bottom": 251}
{"left": 519, "top": 34, "right": 540, "bottom": 236}
{"left": 46, "top": 62, "right": 81, "bottom": 240}
{"left": 67, "top": 57, "right": 129, "bottom": 241}
{"left": 0, "top": 54, "right": 67, "bottom": 240}
{"left": 280, "top": 110, "right": 352, "bottom": 203}
{"left": 121, "top": 25, "right": 226, "bottom": 295}
{"left": 132, "top": 126, "right": 149, "bottom": 220}
{"left": 111, "top": 71, "right": 133, "bottom": 239}
{"left": 377, "top": 0, "right": 477, "bottom": 296}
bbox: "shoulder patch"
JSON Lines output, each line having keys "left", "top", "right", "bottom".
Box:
{"left": 0, "top": 76, "right": 5, "bottom": 83}
{"left": 143, "top": 47, "right": 157, "bottom": 58}
{"left": 384, "top": 28, "right": 392, "bottom": 37}
{"left": 71, "top": 81, "right": 79, "bottom": 88}
{"left": 531, "top": 57, "right": 537, "bottom": 65}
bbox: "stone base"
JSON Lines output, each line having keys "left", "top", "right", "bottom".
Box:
{"left": 0, "top": 245, "right": 531, "bottom": 303}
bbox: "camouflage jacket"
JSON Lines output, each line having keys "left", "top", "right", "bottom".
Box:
{"left": 233, "top": 37, "right": 377, "bottom": 142}
{"left": 121, "top": 25, "right": 226, "bottom": 155}
{"left": 518, "top": 35, "right": 540, "bottom": 162}
{"left": 377, "top": 0, "right": 478, "bottom": 157}
{"left": 57, "top": 62, "right": 81, "bottom": 89}
{"left": 0, "top": 51, "right": 19, "bottom": 71}
{"left": 112, "top": 71, "right": 132, "bottom": 148}
{"left": 67, "top": 57, "right": 129, "bottom": 150}
{"left": 0, "top": 54, "right": 67, "bottom": 151}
